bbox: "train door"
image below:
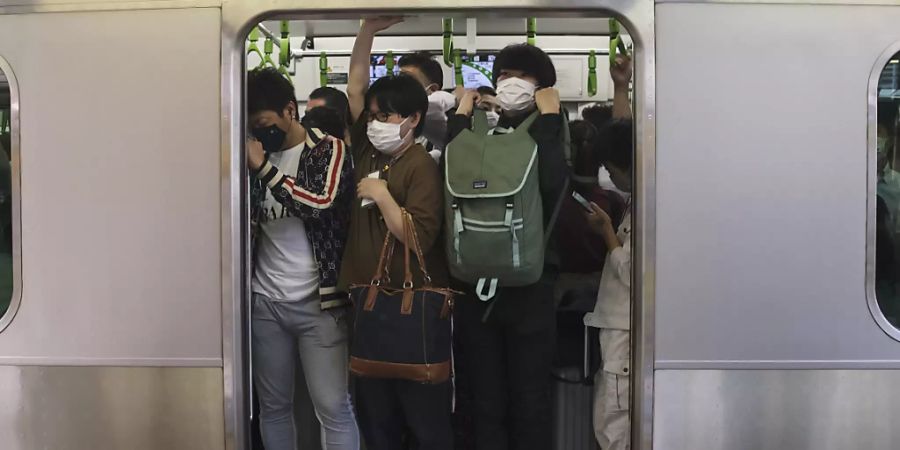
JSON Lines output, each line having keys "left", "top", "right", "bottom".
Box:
{"left": 0, "top": 5, "right": 225, "bottom": 450}
{"left": 655, "top": 2, "right": 900, "bottom": 449}
{"left": 223, "top": 1, "right": 654, "bottom": 449}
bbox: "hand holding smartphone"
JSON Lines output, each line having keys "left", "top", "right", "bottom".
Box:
{"left": 572, "top": 191, "right": 594, "bottom": 212}
{"left": 360, "top": 171, "right": 381, "bottom": 208}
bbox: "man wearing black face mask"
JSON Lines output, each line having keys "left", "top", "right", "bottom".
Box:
{"left": 246, "top": 68, "right": 359, "bottom": 450}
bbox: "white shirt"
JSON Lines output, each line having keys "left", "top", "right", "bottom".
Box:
{"left": 584, "top": 206, "right": 632, "bottom": 330}
{"left": 252, "top": 142, "right": 319, "bottom": 301}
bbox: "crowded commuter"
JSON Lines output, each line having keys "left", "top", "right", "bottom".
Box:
{"left": 307, "top": 86, "right": 353, "bottom": 139}
{"left": 475, "top": 85, "right": 501, "bottom": 128}
{"left": 397, "top": 52, "right": 456, "bottom": 161}
{"left": 246, "top": 67, "right": 359, "bottom": 450}
{"left": 446, "top": 42, "right": 569, "bottom": 450}
{"left": 554, "top": 119, "right": 625, "bottom": 300}
{"left": 591, "top": 55, "right": 633, "bottom": 200}
{"left": 583, "top": 119, "right": 633, "bottom": 450}
{"left": 340, "top": 17, "right": 453, "bottom": 450}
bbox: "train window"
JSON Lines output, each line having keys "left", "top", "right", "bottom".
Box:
{"left": 873, "top": 50, "right": 900, "bottom": 335}
{"left": 0, "top": 57, "right": 17, "bottom": 331}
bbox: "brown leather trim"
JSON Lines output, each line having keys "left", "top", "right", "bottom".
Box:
{"left": 350, "top": 357, "right": 451, "bottom": 384}
{"left": 400, "top": 290, "right": 414, "bottom": 315}
{"left": 363, "top": 285, "right": 378, "bottom": 311}
{"left": 350, "top": 286, "right": 457, "bottom": 314}
{"left": 440, "top": 295, "right": 451, "bottom": 319}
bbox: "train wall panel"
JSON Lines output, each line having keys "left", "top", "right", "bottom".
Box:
{"left": 656, "top": 2, "right": 900, "bottom": 365}
{"left": 0, "top": 8, "right": 222, "bottom": 365}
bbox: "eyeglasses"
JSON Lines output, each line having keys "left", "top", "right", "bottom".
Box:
{"left": 367, "top": 111, "right": 396, "bottom": 123}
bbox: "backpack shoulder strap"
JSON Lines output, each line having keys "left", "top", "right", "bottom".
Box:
{"left": 472, "top": 109, "right": 491, "bottom": 135}
{"left": 510, "top": 111, "right": 541, "bottom": 135}
{"left": 544, "top": 110, "right": 572, "bottom": 246}
{"left": 560, "top": 111, "right": 572, "bottom": 167}
{"left": 543, "top": 176, "right": 571, "bottom": 247}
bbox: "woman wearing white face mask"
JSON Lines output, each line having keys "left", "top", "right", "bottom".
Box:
{"left": 474, "top": 85, "right": 502, "bottom": 129}
{"left": 445, "top": 43, "right": 570, "bottom": 450}
{"left": 342, "top": 17, "right": 453, "bottom": 450}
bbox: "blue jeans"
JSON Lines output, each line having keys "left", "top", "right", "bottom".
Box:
{"left": 252, "top": 293, "right": 360, "bottom": 450}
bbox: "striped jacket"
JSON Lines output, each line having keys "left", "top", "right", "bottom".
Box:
{"left": 251, "top": 128, "right": 354, "bottom": 309}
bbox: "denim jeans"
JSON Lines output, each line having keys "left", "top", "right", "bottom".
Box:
{"left": 252, "top": 293, "right": 360, "bottom": 450}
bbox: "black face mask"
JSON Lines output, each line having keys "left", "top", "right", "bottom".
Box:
{"left": 252, "top": 124, "right": 287, "bottom": 153}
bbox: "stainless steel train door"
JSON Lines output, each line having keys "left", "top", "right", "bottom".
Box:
{"left": 655, "top": 2, "right": 900, "bottom": 449}
{"left": 0, "top": 5, "right": 225, "bottom": 449}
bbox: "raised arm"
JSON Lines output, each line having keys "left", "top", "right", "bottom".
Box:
{"left": 347, "top": 17, "right": 404, "bottom": 123}
{"left": 611, "top": 54, "right": 633, "bottom": 120}
{"left": 248, "top": 138, "right": 351, "bottom": 222}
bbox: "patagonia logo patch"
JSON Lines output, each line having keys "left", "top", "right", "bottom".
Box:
{"left": 473, "top": 180, "right": 488, "bottom": 189}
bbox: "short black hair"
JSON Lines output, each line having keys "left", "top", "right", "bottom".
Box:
{"left": 582, "top": 103, "right": 614, "bottom": 132}
{"left": 597, "top": 119, "right": 633, "bottom": 172}
{"left": 301, "top": 106, "right": 346, "bottom": 140}
{"left": 492, "top": 44, "right": 557, "bottom": 88}
{"left": 247, "top": 67, "right": 296, "bottom": 118}
{"left": 365, "top": 74, "right": 429, "bottom": 137}
{"left": 309, "top": 87, "right": 351, "bottom": 126}
{"left": 476, "top": 86, "right": 497, "bottom": 97}
{"left": 398, "top": 52, "right": 444, "bottom": 90}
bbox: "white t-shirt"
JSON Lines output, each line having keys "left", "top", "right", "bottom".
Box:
{"left": 252, "top": 142, "right": 319, "bottom": 301}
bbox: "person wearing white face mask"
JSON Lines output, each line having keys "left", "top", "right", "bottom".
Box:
{"left": 445, "top": 43, "right": 570, "bottom": 450}
{"left": 342, "top": 17, "right": 453, "bottom": 450}
{"left": 397, "top": 52, "right": 455, "bottom": 162}
{"left": 475, "top": 85, "right": 502, "bottom": 129}
{"left": 585, "top": 55, "right": 634, "bottom": 201}
{"left": 583, "top": 120, "right": 634, "bottom": 450}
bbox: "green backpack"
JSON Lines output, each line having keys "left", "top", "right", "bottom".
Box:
{"left": 444, "top": 109, "right": 562, "bottom": 301}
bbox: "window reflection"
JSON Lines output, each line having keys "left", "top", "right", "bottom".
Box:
{"left": 876, "top": 53, "right": 900, "bottom": 327}
{"left": 0, "top": 69, "right": 12, "bottom": 319}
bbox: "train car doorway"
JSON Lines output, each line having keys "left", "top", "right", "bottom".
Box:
{"left": 222, "top": 3, "right": 655, "bottom": 450}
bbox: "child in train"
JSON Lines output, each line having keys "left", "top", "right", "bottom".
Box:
{"left": 583, "top": 119, "right": 634, "bottom": 450}
{"left": 245, "top": 67, "right": 360, "bottom": 450}
{"left": 339, "top": 17, "right": 453, "bottom": 450}
{"left": 447, "top": 43, "right": 569, "bottom": 450}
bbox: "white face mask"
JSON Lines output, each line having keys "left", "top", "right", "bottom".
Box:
{"left": 598, "top": 165, "right": 630, "bottom": 200}
{"left": 427, "top": 91, "right": 456, "bottom": 118}
{"left": 485, "top": 111, "right": 500, "bottom": 128}
{"left": 367, "top": 118, "right": 412, "bottom": 155}
{"left": 496, "top": 77, "right": 537, "bottom": 112}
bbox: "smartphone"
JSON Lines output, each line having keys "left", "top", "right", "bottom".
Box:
{"left": 572, "top": 191, "right": 593, "bottom": 212}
